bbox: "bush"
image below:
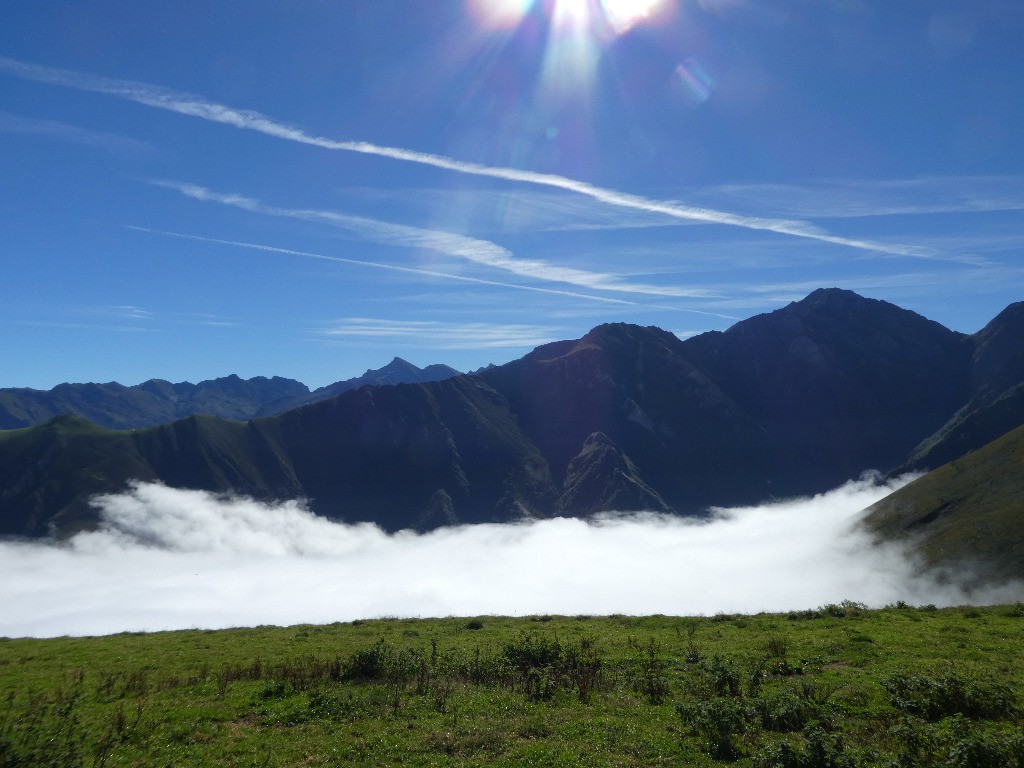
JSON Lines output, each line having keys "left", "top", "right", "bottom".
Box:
{"left": 890, "top": 715, "right": 1024, "bottom": 768}
{"left": 344, "top": 641, "right": 393, "bottom": 682}
{"left": 945, "top": 724, "right": 1024, "bottom": 768}
{"left": 885, "top": 671, "right": 1017, "bottom": 721}
{"left": 501, "top": 634, "right": 603, "bottom": 702}
{"left": 678, "top": 697, "right": 749, "bottom": 760}
{"left": 708, "top": 655, "right": 744, "bottom": 698}
{"left": 632, "top": 640, "right": 671, "bottom": 705}
{"left": 754, "top": 725, "right": 857, "bottom": 768}
{"left": 753, "top": 690, "right": 820, "bottom": 732}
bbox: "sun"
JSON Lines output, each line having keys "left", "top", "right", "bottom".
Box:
{"left": 468, "top": 0, "right": 673, "bottom": 101}
{"left": 468, "top": 0, "right": 671, "bottom": 35}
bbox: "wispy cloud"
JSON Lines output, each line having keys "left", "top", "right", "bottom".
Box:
{"left": 699, "top": 176, "right": 1024, "bottom": 221}
{"left": 192, "top": 315, "right": 240, "bottom": 328}
{"left": 319, "top": 319, "right": 561, "bottom": 349}
{"left": 151, "top": 180, "right": 712, "bottom": 299}
{"left": 125, "top": 225, "right": 642, "bottom": 307}
{"left": 17, "top": 304, "right": 156, "bottom": 334}
{"left": 109, "top": 304, "right": 154, "bottom": 320}
{"left": 0, "top": 56, "right": 934, "bottom": 259}
{"left": 0, "top": 109, "right": 152, "bottom": 154}
{"left": 20, "top": 320, "right": 154, "bottom": 334}
{"left": 333, "top": 186, "right": 694, "bottom": 235}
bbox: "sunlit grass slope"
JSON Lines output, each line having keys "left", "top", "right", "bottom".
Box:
{"left": 2, "top": 606, "right": 1023, "bottom": 767}
{"left": 865, "top": 422, "right": 1024, "bottom": 583}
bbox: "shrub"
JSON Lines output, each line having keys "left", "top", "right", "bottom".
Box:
{"left": 501, "top": 634, "right": 603, "bottom": 702}
{"left": 678, "top": 697, "right": 749, "bottom": 760}
{"left": 754, "top": 725, "right": 857, "bottom": 768}
{"left": 632, "top": 640, "right": 671, "bottom": 705}
{"left": 945, "top": 724, "right": 1024, "bottom": 768}
{"left": 344, "top": 641, "right": 393, "bottom": 682}
{"left": 766, "top": 635, "right": 790, "bottom": 659}
{"left": 708, "top": 655, "right": 744, "bottom": 698}
{"left": 753, "top": 690, "right": 819, "bottom": 732}
{"left": 885, "top": 671, "right": 1017, "bottom": 721}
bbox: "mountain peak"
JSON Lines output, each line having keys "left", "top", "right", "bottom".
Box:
{"left": 803, "top": 286, "right": 861, "bottom": 302}
{"left": 976, "top": 301, "right": 1024, "bottom": 338}
{"left": 790, "top": 287, "right": 888, "bottom": 316}
{"left": 369, "top": 357, "right": 417, "bottom": 376}
{"left": 579, "top": 322, "right": 681, "bottom": 350}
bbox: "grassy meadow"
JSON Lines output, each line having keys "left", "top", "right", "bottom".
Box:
{"left": 2, "top": 604, "right": 1023, "bottom": 767}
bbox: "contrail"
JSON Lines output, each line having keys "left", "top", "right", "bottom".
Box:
{"left": 151, "top": 180, "right": 712, "bottom": 299}
{"left": 123, "top": 225, "right": 637, "bottom": 306}
{"left": 125, "top": 226, "right": 740, "bottom": 319}
{"left": 1, "top": 56, "right": 933, "bottom": 258}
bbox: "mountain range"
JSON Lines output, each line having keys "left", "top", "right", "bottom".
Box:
{"left": 0, "top": 358, "right": 461, "bottom": 429}
{"left": 1, "top": 288, "right": 1021, "bottom": 580}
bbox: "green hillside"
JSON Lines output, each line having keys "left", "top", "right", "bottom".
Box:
{"left": 2, "top": 607, "right": 1023, "bottom": 767}
{"left": 864, "top": 423, "right": 1024, "bottom": 583}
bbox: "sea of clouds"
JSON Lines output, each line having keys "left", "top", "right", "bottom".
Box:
{"left": 2, "top": 475, "right": 1020, "bottom": 638}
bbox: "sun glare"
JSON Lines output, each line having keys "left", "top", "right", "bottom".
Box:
{"left": 467, "top": 0, "right": 675, "bottom": 113}
{"left": 552, "top": 0, "right": 592, "bottom": 29}
{"left": 600, "top": 0, "right": 667, "bottom": 34}
{"left": 467, "top": 0, "right": 533, "bottom": 28}
{"left": 468, "top": 0, "right": 670, "bottom": 35}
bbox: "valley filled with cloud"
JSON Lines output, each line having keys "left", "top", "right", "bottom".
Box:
{"left": 3, "top": 475, "right": 1018, "bottom": 638}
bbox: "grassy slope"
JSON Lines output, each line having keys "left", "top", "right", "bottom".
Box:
{"left": 0, "top": 416, "right": 156, "bottom": 536}
{"left": 0, "top": 414, "right": 300, "bottom": 538}
{"left": 2, "top": 606, "right": 1023, "bottom": 767}
{"left": 865, "top": 423, "right": 1024, "bottom": 582}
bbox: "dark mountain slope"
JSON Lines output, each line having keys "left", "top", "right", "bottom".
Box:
{"left": 901, "top": 301, "right": 1024, "bottom": 472}
{"left": 479, "top": 322, "right": 785, "bottom": 511}
{"left": 684, "top": 288, "right": 971, "bottom": 489}
{"left": 863, "top": 422, "right": 1024, "bottom": 583}
{"left": 0, "top": 414, "right": 306, "bottom": 537}
{"left": 131, "top": 415, "right": 303, "bottom": 500}
{"left": 256, "top": 358, "right": 461, "bottom": 416}
{"left": 0, "top": 416, "right": 156, "bottom": 536}
{"left": 264, "top": 376, "right": 555, "bottom": 530}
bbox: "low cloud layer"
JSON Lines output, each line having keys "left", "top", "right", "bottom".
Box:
{"left": 2, "top": 477, "right": 1020, "bottom": 638}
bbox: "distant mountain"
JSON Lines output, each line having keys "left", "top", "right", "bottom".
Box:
{"left": 2, "top": 288, "right": 1022, "bottom": 539}
{"left": 863, "top": 422, "right": 1024, "bottom": 583}
{"left": 255, "top": 358, "right": 462, "bottom": 416}
{"left": 0, "top": 359, "right": 461, "bottom": 429}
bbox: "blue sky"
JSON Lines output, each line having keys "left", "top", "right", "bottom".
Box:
{"left": 2, "top": 0, "right": 1022, "bottom": 390}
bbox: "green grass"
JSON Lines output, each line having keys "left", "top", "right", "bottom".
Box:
{"left": 865, "top": 422, "right": 1024, "bottom": 582}
{"left": 2, "top": 605, "right": 1023, "bottom": 767}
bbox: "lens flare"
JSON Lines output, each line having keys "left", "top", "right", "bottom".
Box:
{"left": 675, "top": 56, "right": 716, "bottom": 104}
